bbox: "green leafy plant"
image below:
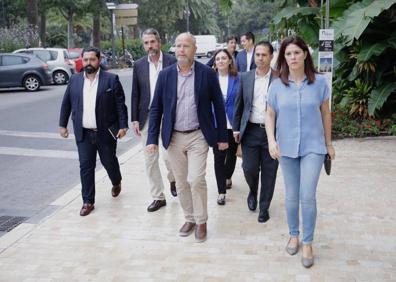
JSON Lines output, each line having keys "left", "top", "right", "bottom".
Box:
{"left": 388, "top": 124, "right": 396, "bottom": 135}
{"left": 340, "top": 79, "right": 372, "bottom": 118}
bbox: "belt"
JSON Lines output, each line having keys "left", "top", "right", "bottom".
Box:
{"left": 174, "top": 127, "right": 200, "bottom": 134}
{"left": 84, "top": 128, "right": 98, "bottom": 132}
{"left": 249, "top": 122, "right": 265, "bottom": 128}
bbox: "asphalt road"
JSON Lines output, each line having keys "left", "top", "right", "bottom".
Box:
{"left": 0, "top": 69, "right": 137, "bottom": 224}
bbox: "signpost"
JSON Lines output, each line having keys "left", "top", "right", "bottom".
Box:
{"left": 318, "top": 29, "right": 334, "bottom": 106}
{"left": 106, "top": 3, "right": 138, "bottom": 68}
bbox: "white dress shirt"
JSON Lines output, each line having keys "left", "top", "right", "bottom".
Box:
{"left": 246, "top": 50, "right": 254, "bottom": 71}
{"left": 249, "top": 69, "right": 271, "bottom": 124}
{"left": 82, "top": 69, "right": 100, "bottom": 129}
{"left": 218, "top": 74, "right": 232, "bottom": 129}
{"left": 148, "top": 51, "right": 163, "bottom": 108}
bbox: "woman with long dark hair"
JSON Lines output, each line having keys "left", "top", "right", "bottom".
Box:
{"left": 212, "top": 49, "right": 240, "bottom": 205}
{"left": 265, "top": 36, "right": 335, "bottom": 268}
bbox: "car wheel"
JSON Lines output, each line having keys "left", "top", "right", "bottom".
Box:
{"left": 207, "top": 52, "right": 213, "bottom": 58}
{"left": 23, "top": 75, "right": 41, "bottom": 91}
{"left": 53, "top": 71, "right": 69, "bottom": 85}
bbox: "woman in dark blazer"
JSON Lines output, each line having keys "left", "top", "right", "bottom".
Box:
{"left": 212, "top": 49, "right": 240, "bottom": 205}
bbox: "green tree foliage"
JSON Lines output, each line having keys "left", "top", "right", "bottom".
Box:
{"left": 270, "top": 0, "right": 396, "bottom": 118}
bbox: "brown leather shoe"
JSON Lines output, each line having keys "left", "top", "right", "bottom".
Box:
{"left": 147, "top": 199, "right": 166, "bottom": 212}
{"left": 179, "top": 222, "right": 196, "bottom": 237}
{"left": 195, "top": 223, "right": 207, "bottom": 243}
{"left": 80, "top": 203, "right": 94, "bottom": 216}
{"left": 111, "top": 183, "right": 121, "bottom": 197}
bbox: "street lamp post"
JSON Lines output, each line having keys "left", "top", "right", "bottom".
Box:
{"left": 184, "top": 5, "right": 190, "bottom": 32}
{"left": 106, "top": 2, "right": 116, "bottom": 68}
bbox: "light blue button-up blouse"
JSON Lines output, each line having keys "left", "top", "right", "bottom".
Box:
{"left": 267, "top": 74, "right": 330, "bottom": 158}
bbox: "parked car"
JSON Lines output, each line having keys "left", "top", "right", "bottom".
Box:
{"left": 68, "top": 48, "right": 83, "bottom": 72}
{"left": 0, "top": 53, "right": 52, "bottom": 91}
{"left": 13, "top": 47, "right": 75, "bottom": 85}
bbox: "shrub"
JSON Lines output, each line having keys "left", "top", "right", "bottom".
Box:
{"left": 101, "top": 39, "right": 145, "bottom": 60}
{"left": 388, "top": 125, "right": 396, "bottom": 135}
{"left": 331, "top": 107, "right": 393, "bottom": 138}
{"left": 0, "top": 24, "right": 39, "bottom": 52}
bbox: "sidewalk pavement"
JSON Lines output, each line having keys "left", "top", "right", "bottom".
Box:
{"left": 0, "top": 137, "right": 395, "bottom": 281}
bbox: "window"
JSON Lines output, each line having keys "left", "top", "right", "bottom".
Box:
{"left": 69, "top": 51, "right": 80, "bottom": 59}
{"left": 1, "top": 55, "right": 25, "bottom": 66}
{"left": 32, "top": 50, "right": 52, "bottom": 62}
{"left": 50, "top": 51, "right": 58, "bottom": 60}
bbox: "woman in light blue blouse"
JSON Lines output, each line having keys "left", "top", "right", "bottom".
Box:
{"left": 265, "top": 36, "right": 335, "bottom": 268}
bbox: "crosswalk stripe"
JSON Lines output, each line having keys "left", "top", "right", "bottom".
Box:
{"left": 0, "top": 147, "right": 78, "bottom": 159}
{"left": 0, "top": 130, "right": 133, "bottom": 142}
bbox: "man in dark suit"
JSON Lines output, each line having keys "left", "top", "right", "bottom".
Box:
{"left": 147, "top": 33, "right": 228, "bottom": 243}
{"left": 206, "top": 35, "right": 239, "bottom": 68}
{"left": 233, "top": 41, "right": 278, "bottom": 223}
{"left": 131, "top": 28, "right": 177, "bottom": 213}
{"left": 59, "top": 46, "right": 128, "bottom": 216}
{"left": 236, "top": 31, "right": 256, "bottom": 72}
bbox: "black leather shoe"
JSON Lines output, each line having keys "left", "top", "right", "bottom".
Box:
{"left": 170, "top": 181, "right": 177, "bottom": 197}
{"left": 226, "top": 179, "right": 232, "bottom": 189}
{"left": 258, "top": 210, "right": 270, "bottom": 223}
{"left": 147, "top": 200, "right": 166, "bottom": 212}
{"left": 247, "top": 192, "right": 257, "bottom": 211}
{"left": 111, "top": 183, "right": 121, "bottom": 197}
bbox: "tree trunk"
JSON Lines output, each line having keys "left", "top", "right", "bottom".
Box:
{"left": 93, "top": 12, "right": 100, "bottom": 48}
{"left": 26, "top": 0, "right": 38, "bottom": 26}
{"left": 67, "top": 9, "right": 74, "bottom": 48}
{"left": 39, "top": 13, "right": 46, "bottom": 47}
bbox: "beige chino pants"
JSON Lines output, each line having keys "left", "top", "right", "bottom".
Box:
{"left": 167, "top": 130, "right": 209, "bottom": 224}
{"left": 140, "top": 119, "right": 175, "bottom": 200}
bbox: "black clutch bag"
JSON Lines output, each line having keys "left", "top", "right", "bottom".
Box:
{"left": 324, "top": 154, "right": 331, "bottom": 175}
{"left": 108, "top": 123, "right": 119, "bottom": 140}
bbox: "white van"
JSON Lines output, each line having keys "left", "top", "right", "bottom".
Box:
{"left": 194, "top": 35, "right": 217, "bottom": 58}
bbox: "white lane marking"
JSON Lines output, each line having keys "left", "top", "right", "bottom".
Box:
{"left": 0, "top": 147, "right": 78, "bottom": 159}
{"left": 0, "top": 130, "right": 133, "bottom": 142}
{"left": 0, "top": 130, "right": 75, "bottom": 139}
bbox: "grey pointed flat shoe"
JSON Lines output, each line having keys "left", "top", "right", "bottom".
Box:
{"left": 301, "top": 256, "right": 314, "bottom": 268}
{"left": 285, "top": 237, "right": 299, "bottom": 255}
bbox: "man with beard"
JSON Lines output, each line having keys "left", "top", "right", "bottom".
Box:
{"left": 131, "top": 28, "right": 177, "bottom": 212}
{"left": 59, "top": 46, "right": 128, "bottom": 216}
{"left": 147, "top": 33, "right": 228, "bottom": 242}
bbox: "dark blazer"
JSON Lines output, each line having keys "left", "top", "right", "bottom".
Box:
{"left": 233, "top": 69, "right": 275, "bottom": 141}
{"left": 147, "top": 61, "right": 228, "bottom": 149}
{"left": 131, "top": 53, "right": 177, "bottom": 130}
{"left": 59, "top": 70, "right": 128, "bottom": 143}
{"left": 236, "top": 49, "right": 256, "bottom": 72}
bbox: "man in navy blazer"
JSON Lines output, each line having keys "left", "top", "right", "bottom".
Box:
{"left": 131, "top": 28, "right": 177, "bottom": 213}
{"left": 236, "top": 31, "right": 256, "bottom": 72}
{"left": 147, "top": 33, "right": 228, "bottom": 242}
{"left": 59, "top": 47, "right": 128, "bottom": 216}
{"left": 233, "top": 41, "right": 278, "bottom": 223}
